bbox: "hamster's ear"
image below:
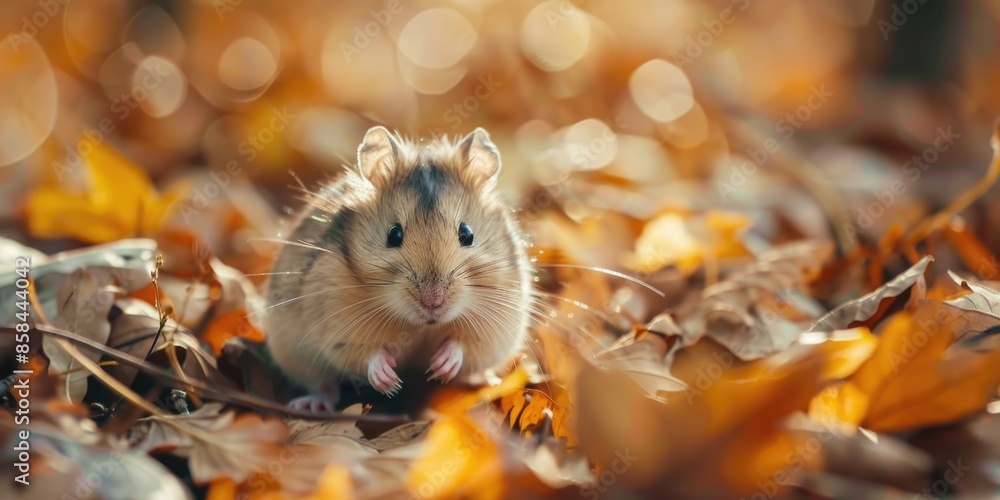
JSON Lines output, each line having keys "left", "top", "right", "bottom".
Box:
{"left": 459, "top": 127, "right": 501, "bottom": 187}
{"left": 357, "top": 126, "right": 400, "bottom": 186}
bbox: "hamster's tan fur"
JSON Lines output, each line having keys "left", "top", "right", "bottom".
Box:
{"left": 264, "top": 127, "right": 530, "bottom": 410}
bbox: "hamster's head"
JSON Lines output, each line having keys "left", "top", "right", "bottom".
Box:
{"left": 332, "top": 126, "right": 527, "bottom": 328}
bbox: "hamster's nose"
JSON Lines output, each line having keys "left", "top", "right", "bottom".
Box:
{"left": 421, "top": 286, "right": 445, "bottom": 309}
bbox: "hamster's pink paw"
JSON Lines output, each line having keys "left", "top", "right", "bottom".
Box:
{"left": 288, "top": 393, "right": 338, "bottom": 413}
{"left": 367, "top": 349, "right": 401, "bottom": 396}
{"left": 427, "top": 338, "right": 463, "bottom": 382}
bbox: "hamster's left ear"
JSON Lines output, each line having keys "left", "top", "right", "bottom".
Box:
{"left": 459, "top": 127, "right": 501, "bottom": 187}
{"left": 357, "top": 126, "right": 401, "bottom": 187}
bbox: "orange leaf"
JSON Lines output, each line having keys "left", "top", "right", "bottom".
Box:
{"left": 408, "top": 415, "right": 504, "bottom": 500}
{"left": 816, "top": 301, "right": 1000, "bottom": 432}
{"left": 202, "top": 310, "right": 265, "bottom": 356}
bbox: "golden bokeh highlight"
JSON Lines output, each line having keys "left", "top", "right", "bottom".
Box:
{"left": 0, "top": 37, "right": 57, "bottom": 166}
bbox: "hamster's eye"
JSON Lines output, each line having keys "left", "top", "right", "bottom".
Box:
{"left": 386, "top": 224, "right": 404, "bottom": 248}
{"left": 458, "top": 222, "right": 474, "bottom": 247}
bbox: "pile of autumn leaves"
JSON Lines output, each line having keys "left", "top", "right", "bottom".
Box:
{"left": 9, "top": 142, "right": 1000, "bottom": 498}
{"left": 574, "top": 247, "right": 1000, "bottom": 498}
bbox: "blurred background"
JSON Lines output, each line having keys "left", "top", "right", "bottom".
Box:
{"left": 1, "top": 0, "right": 999, "bottom": 274}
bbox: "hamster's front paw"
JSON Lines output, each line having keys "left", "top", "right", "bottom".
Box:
{"left": 367, "top": 348, "right": 401, "bottom": 396}
{"left": 427, "top": 338, "right": 463, "bottom": 383}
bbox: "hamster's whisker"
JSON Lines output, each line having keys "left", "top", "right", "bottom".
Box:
{"left": 469, "top": 289, "right": 606, "bottom": 349}
{"left": 249, "top": 237, "right": 335, "bottom": 255}
{"left": 244, "top": 271, "right": 305, "bottom": 277}
{"left": 534, "top": 264, "right": 667, "bottom": 299}
{"left": 527, "top": 289, "right": 618, "bottom": 326}
{"left": 250, "top": 284, "right": 395, "bottom": 317}
{"left": 370, "top": 251, "right": 412, "bottom": 278}
{"left": 321, "top": 302, "right": 395, "bottom": 356}
{"left": 310, "top": 300, "right": 396, "bottom": 371}
{"left": 450, "top": 238, "right": 504, "bottom": 274}
{"left": 457, "top": 255, "right": 521, "bottom": 279}
{"left": 297, "top": 294, "right": 392, "bottom": 347}
{"left": 491, "top": 278, "right": 624, "bottom": 326}
{"left": 392, "top": 248, "right": 420, "bottom": 279}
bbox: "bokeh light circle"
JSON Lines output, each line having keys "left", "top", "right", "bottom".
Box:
{"left": 0, "top": 37, "right": 58, "bottom": 166}
{"left": 521, "top": 1, "right": 592, "bottom": 72}
{"left": 629, "top": 59, "right": 694, "bottom": 123}
{"left": 132, "top": 56, "right": 187, "bottom": 118}
{"left": 398, "top": 9, "right": 478, "bottom": 69}
{"left": 218, "top": 37, "right": 278, "bottom": 91}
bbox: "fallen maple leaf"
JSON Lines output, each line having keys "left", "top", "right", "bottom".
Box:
{"left": 26, "top": 143, "right": 187, "bottom": 244}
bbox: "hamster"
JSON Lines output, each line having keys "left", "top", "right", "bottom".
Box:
{"left": 263, "top": 126, "right": 532, "bottom": 412}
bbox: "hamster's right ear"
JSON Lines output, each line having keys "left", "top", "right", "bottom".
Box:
{"left": 357, "top": 126, "right": 401, "bottom": 186}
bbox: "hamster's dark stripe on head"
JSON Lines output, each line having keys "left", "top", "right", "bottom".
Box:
{"left": 405, "top": 164, "right": 448, "bottom": 211}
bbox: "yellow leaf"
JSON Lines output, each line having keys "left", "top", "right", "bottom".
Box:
{"left": 408, "top": 415, "right": 504, "bottom": 500}
{"left": 311, "top": 465, "right": 354, "bottom": 500}
{"left": 435, "top": 367, "right": 529, "bottom": 415}
{"left": 624, "top": 210, "right": 750, "bottom": 275}
{"left": 26, "top": 143, "right": 187, "bottom": 243}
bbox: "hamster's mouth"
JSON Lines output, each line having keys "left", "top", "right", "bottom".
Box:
{"left": 415, "top": 304, "right": 456, "bottom": 325}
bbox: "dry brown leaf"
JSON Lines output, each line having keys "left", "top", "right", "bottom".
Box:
{"left": 809, "top": 256, "right": 933, "bottom": 333}
{"left": 680, "top": 241, "right": 833, "bottom": 360}
{"left": 132, "top": 402, "right": 337, "bottom": 492}
{"left": 0, "top": 426, "right": 192, "bottom": 500}
{"left": 105, "top": 297, "right": 224, "bottom": 386}
{"left": 594, "top": 316, "right": 688, "bottom": 397}
{"left": 942, "top": 270, "right": 1000, "bottom": 342}
{"left": 42, "top": 269, "right": 115, "bottom": 402}
{"left": 782, "top": 414, "right": 931, "bottom": 495}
